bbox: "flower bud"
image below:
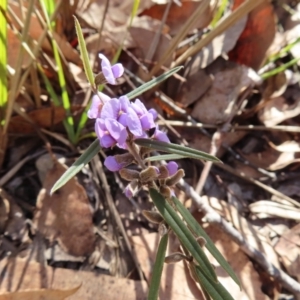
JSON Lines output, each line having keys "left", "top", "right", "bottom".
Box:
{"left": 115, "top": 153, "right": 135, "bottom": 167}
{"left": 124, "top": 180, "right": 139, "bottom": 199}
{"left": 119, "top": 168, "right": 140, "bottom": 181}
{"left": 142, "top": 210, "right": 163, "bottom": 224}
{"left": 158, "top": 223, "right": 168, "bottom": 236}
{"left": 140, "top": 166, "right": 159, "bottom": 183}
{"left": 159, "top": 185, "right": 172, "bottom": 199}
{"left": 165, "top": 252, "right": 190, "bottom": 264}
{"left": 158, "top": 165, "right": 169, "bottom": 179}
{"left": 166, "top": 169, "right": 185, "bottom": 186}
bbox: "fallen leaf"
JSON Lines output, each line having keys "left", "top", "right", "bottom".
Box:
{"left": 195, "top": 207, "right": 270, "bottom": 300}
{"left": 240, "top": 147, "right": 299, "bottom": 171}
{"left": 8, "top": 106, "right": 82, "bottom": 134}
{"left": 275, "top": 223, "right": 300, "bottom": 281}
{"left": 262, "top": 72, "right": 288, "bottom": 100}
{"left": 9, "top": 2, "right": 81, "bottom": 65}
{"left": 0, "top": 258, "right": 147, "bottom": 300}
{"left": 228, "top": 0, "right": 276, "bottom": 70}
{"left": 192, "top": 61, "right": 259, "bottom": 124}
{"left": 140, "top": 0, "right": 213, "bottom": 35}
{"left": 131, "top": 232, "right": 205, "bottom": 300}
{"left": 268, "top": 140, "right": 300, "bottom": 153}
{"left": 0, "top": 286, "right": 80, "bottom": 300}
{"left": 33, "top": 161, "right": 95, "bottom": 257}
{"left": 258, "top": 95, "right": 300, "bottom": 127}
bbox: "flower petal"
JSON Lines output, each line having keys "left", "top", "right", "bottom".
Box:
{"left": 140, "top": 112, "right": 155, "bottom": 130}
{"left": 111, "top": 63, "right": 124, "bottom": 78}
{"left": 166, "top": 161, "right": 178, "bottom": 176}
{"left": 105, "top": 118, "right": 127, "bottom": 142}
{"left": 104, "top": 156, "right": 123, "bottom": 171}
{"left": 154, "top": 128, "right": 170, "bottom": 143}
{"left": 87, "top": 95, "right": 102, "bottom": 119}
{"left": 148, "top": 108, "right": 158, "bottom": 120}
{"left": 102, "top": 66, "right": 116, "bottom": 84}
{"left": 126, "top": 107, "right": 143, "bottom": 137}
{"left": 101, "top": 98, "right": 120, "bottom": 120}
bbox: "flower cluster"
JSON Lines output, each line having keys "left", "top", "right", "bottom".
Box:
{"left": 88, "top": 54, "right": 184, "bottom": 198}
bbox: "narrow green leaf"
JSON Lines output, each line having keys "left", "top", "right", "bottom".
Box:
{"left": 74, "top": 16, "right": 95, "bottom": 89}
{"left": 51, "top": 139, "right": 101, "bottom": 194}
{"left": 147, "top": 233, "right": 168, "bottom": 300}
{"left": 126, "top": 66, "right": 183, "bottom": 100}
{"left": 192, "top": 264, "right": 235, "bottom": 300}
{"left": 149, "top": 189, "right": 217, "bottom": 283}
{"left": 135, "top": 139, "right": 221, "bottom": 163}
{"left": 172, "top": 196, "right": 241, "bottom": 288}
{"left": 144, "top": 154, "right": 186, "bottom": 162}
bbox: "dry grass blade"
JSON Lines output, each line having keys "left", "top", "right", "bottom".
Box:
{"left": 149, "top": 0, "right": 211, "bottom": 77}
{"left": 172, "top": 0, "right": 266, "bottom": 67}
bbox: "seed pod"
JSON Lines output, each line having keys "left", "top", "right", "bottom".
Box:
{"left": 196, "top": 236, "right": 207, "bottom": 248}
{"left": 166, "top": 169, "right": 185, "bottom": 186}
{"left": 158, "top": 165, "right": 169, "bottom": 179}
{"left": 159, "top": 185, "right": 172, "bottom": 199}
{"left": 165, "top": 252, "right": 189, "bottom": 264}
{"left": 139, "top": 147, "right": 153, "bottom": 158}
{"left": 140, "top": 166, "right": 159, "bottom": 183}
{"left": 119, "top": 168, "right": 140, "bottom": 181}
{"left": 142, "top": 210, "right": 163, "bottom": 224}
{"left": 115, "top": 153, "right": 135, "bottom": 166}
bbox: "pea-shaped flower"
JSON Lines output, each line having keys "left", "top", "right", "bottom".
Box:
{"left": 99, "top": 54, "right": 124, "bottom": 85}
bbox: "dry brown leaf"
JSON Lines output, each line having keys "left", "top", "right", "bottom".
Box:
{"left": 275, "top": 223, "right": 300, "bottom": 281}
{"left": 175, "top": 70, "right": 213, "bottom": 107}
{"left": 9, "top": 2, "right": 81, "bottom": 65}
{"left": 140, "top": 0, "right": 213, "bottom": 35}
{"left": 258, "top": 96, "right": 300, "bottom": 127}
{"left": 194, "top": 16, "right": 247, "bottom": 69}
{"left": 131, "top": 232, "right": 205, "bottom": 300}
{"left": 192, "top": 62, "right": 259, "bottom": 124}
{"left": 33, "top": 161, "right": 95, "bottom": 257}
{"left": 0, "top": 258, "right": 147, "bottom": 300}
{"left": 8, "top": 106, "right": 82, "bottom": 134}
{"left": 241, "top": 147, "right": 299, "bottom": 171}
{"left": 228, "top": 0, "right": 276, "bottom": 70}
{"left": 0, "top": 286, "right": 80, "bottom": 300}
{"left": 269, "top": 140, "right": 300, "bottom": 153}
{"left": 262, "top": 72, "right": 288, "bottom": 100}
{"left": 200, "top": 223, "right": 269, "bottom": 300}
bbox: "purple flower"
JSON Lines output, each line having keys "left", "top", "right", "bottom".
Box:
{"left": 104, "top": 156, "right": 124, "bottom": 171}
{"left": 99, "top": 53, "right": 124, "bottom": 85}
{"left": 95, "top": 118, "right": 128, "bottom": 148}
{"left": 166, "top": 161, "right": 178, "bottom": 176}
{"left": 87, "top": 93, "right": 111, "bottom": 119}
{"left": 153, "top": 126, "right": 170, "bottom": 143}
{"left": 130, "top": 99, "right": 156, "bottom": 131}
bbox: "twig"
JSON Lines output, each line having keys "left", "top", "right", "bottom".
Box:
{"left": 177, "top": 178, "right": 300, "bottom": 294}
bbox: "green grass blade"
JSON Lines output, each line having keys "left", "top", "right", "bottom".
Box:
{"left": 134, "top": 139, "right": 221, "bottom": 163}
{"left": 191, "top": 264, "right": 234, "bottom": 300}
{"left": 39, "top": 0, "right": 75, "bottom": 143}
{"left": 147, "top": 233, "right": 168, "bottom": 300}
{"left": 126, "top": 66, "right": 183, "bottom": 100}
{"left": 74, "top": 16, "right": 95, "bottom": 89}
{"left": 149, "top": 188, "right": 218, "bottom": 283}
{"left": 144, "top": 154, "right": 186, "bottom": 162}
{"left": 172, "top": 196, "right": 240, "bottom": 288}
{"left": 0, "top": 0, "right": 7, "bottom": 125}
{"left": 51, "top": 139, "right": 101, "bottom": 194}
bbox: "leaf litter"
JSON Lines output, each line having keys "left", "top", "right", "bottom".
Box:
{"left": 2, "top": 0, "right": 300, "bottom": 299}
